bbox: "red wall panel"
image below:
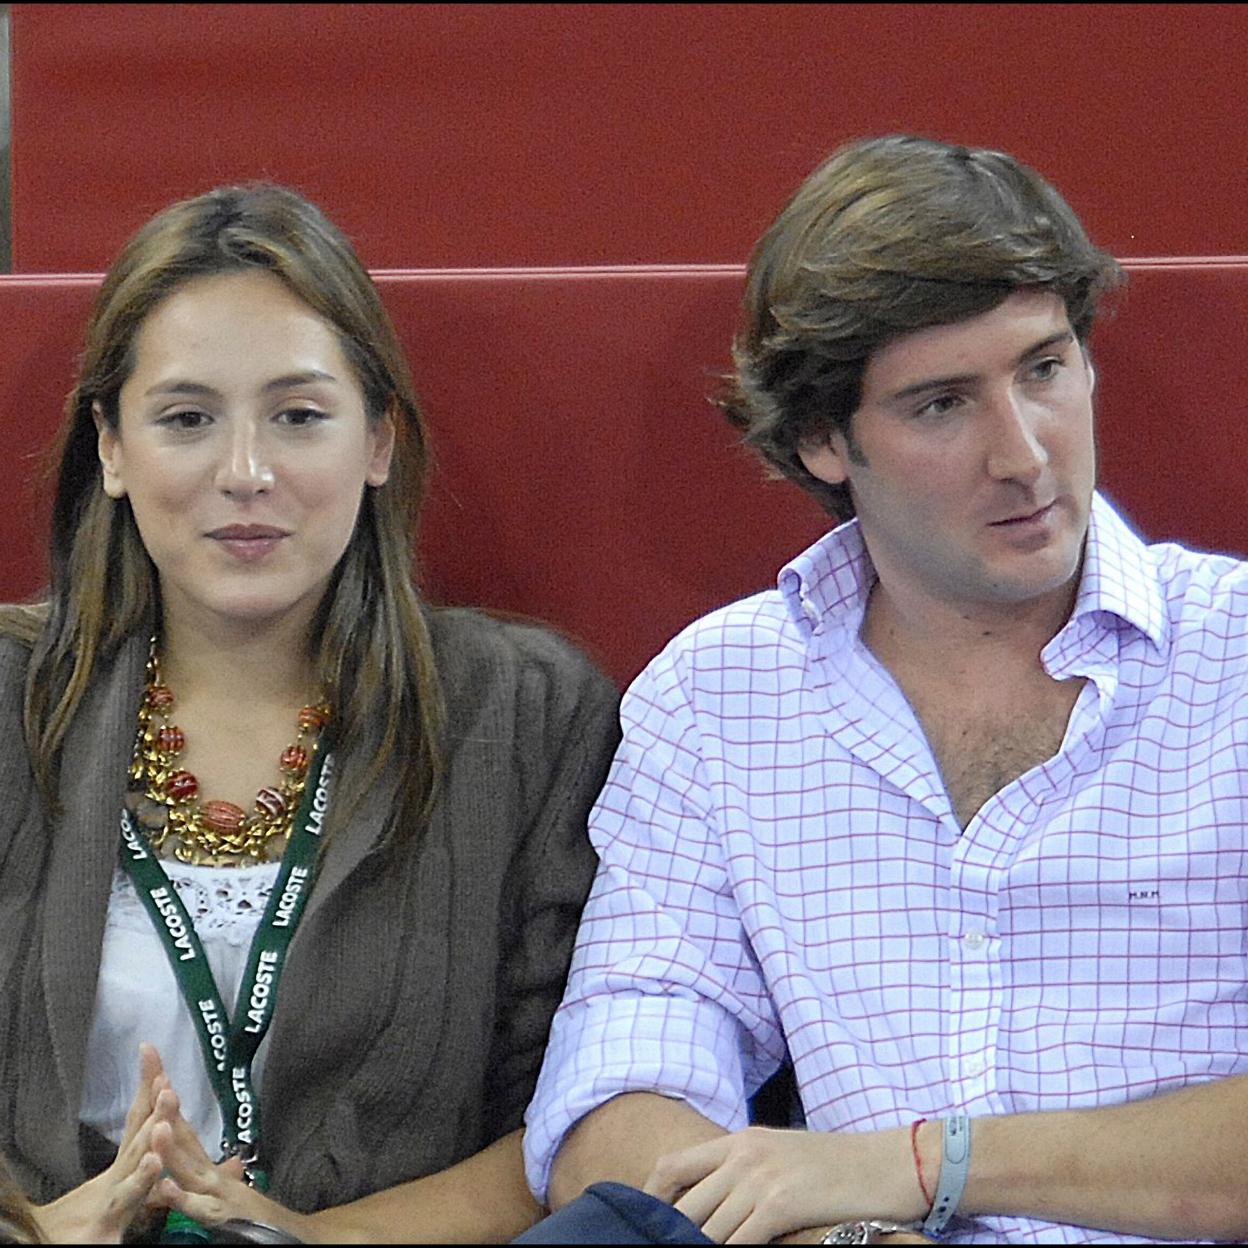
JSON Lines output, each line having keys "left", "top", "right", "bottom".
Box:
{"left": 10, "top": 3, "right": 1248, "bottom": 273}
{"left": 1, "top": 263, "right": 1245, "bottom": 686}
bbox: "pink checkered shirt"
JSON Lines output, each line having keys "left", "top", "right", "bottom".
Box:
{"left": 524, "top": 494, "right": 1248, "bottom": 1244}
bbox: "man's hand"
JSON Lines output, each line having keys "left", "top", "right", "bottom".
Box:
{"left": 774, "top": 1231, "right": 932, "bottom": 1246}
{"left": 644, "top": 1125, "right": 928, "bottom": 1245}
{"left": 549, "top": 1091, "right": 729, "bottom": 1208}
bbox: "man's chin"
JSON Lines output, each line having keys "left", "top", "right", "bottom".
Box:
{"left": 977, "top": 549, "right": 1084, "bottom": 608}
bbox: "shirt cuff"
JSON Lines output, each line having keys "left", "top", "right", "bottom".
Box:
{"left": 523, "top": 994, "right": 750, "bottom": 1203}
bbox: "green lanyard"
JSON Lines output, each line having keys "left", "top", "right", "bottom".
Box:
{"left": 118, "top": 748, "right": 335, "bottom": 1189}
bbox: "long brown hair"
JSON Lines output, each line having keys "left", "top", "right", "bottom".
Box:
{"left": 12, "top": 183, "right": 444, "bottom": 835}
{"left": 0, "top": 1156, "right": 41, "bottom": 1244}
{"left": 720, "top": 134, "right": 1125, "bottom": 519}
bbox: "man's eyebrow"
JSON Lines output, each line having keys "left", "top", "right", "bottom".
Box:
{"left": 886, "top": 330, "right": 1076, "bottom": 403}
{"left": 142, "top": 370, "right": 339, "bottom": 399}
{"left": 1016, "top": 329, "right": 1075, "bottom": 363}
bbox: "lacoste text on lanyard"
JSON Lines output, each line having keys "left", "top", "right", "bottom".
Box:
{"left": 119, "top": 748, "right": 335, "bottom": 1189}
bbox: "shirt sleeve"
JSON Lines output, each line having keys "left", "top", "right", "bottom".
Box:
{"left": 523, "top": 642, "right": 787, "bottom": 1202}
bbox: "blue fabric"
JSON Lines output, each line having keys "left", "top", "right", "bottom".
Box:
{"left": 514, "top": 1182, "right": 714, "bottom": 1244}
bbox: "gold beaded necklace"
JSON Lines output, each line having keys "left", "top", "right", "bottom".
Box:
{"left": 129, "top": 639, "right": 332, "bottom": 865}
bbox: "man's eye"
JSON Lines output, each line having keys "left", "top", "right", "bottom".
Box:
{"left": 1030, "top": 357, "right": 1064, "bottom": 381}
{"left": 915, "top": 393, "right": 961, "bottom": 419}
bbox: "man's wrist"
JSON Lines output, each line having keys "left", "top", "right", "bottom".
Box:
{"left": 773, "top": 1226, "right": 838, "bottom": 1244}
{"left": 917, "top": 1119, "right": 943, "bottom": 1216}
{"left": 772, "top": 1225, "right": 930, "bottom": 1245}
{"left": 920, "top": 1116, "right": 972, "bottom": 1238}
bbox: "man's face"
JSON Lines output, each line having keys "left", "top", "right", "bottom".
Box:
{"left": 799, "top": 289, "right": 1096, "bottom": 616}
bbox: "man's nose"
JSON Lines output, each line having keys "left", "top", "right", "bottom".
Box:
{"left": 984, "top": 391, "right": 1047, "bottom": 484}
{"left": 215, "top": 423, "right": 275, "bottom": 496}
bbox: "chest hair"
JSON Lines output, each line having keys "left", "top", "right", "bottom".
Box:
{"left": 907, "top": 678, "right": 1084, "bottom": 830}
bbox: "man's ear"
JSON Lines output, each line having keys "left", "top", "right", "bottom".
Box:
{"left": 1081, "top": 345, "right": 1096, "bottom": 396}
{"left": 797, "top": 433, "right": 851, "bottom": 487}
{"left": 93, "top": 403, "right": 127, "bottom": 499}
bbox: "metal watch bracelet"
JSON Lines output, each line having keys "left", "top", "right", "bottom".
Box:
{"left": 819, "top": 1219, "right": 921, "bottom": 1245}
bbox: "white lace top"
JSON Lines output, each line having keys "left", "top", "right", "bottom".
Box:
{"left": 81, "top": 858, "right": 281, "bottom": 1154}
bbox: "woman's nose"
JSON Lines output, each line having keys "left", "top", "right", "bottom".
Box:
{"left": 215, "top": 424, "right": 275, "bottom": 496}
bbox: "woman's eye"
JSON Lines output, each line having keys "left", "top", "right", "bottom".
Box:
{"left": 278, "top": 407, "right": 327, "bottom": 427}
{"left": 159, "top": 410, "right": 209, "bottom": 430}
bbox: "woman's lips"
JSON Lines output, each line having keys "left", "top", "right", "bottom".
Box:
{"left": 207, "top": 525, "right": 289, "bottom": 561}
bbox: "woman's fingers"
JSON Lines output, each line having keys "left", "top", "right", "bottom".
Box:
{"left": 120, "top": 1043, "right": 164, "bottom": 1147}
{"left": 138, "top": 1042, "right": 165, "bottom": 1090}
{"left": 154, "top": 1176, "right": 228, "bottom": 1227}
{"left": 154, "top": 1165, "right": 271, "bottom": 1231}
{"left": 220, "top": 1156, "right": 247, "bottom": 1181}
{"left": 104, "top": 1150, "right": 163, "bottom": 1225}
{"left": 150, "top": 1119, "right": 205, "bottom": 1187}
{"left": 151, "top": 1116, "right": 236, "bottom": 1201}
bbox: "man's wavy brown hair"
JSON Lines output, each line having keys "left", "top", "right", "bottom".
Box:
{"left": 720, "top": 134, "right": 1125, "bottom": 519}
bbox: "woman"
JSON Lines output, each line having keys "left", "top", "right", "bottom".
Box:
{"left": 0, "top": 184, "right": 619, "bottom": 1241}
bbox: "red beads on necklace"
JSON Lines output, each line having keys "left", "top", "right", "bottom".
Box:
{"left": 280, "top": 744, "right": 308, "bottom": 776}
{"left": 132, "top": 637, "right": 332, "bottom": 865}
{"left": 148, "top": 685, "right": 175, "bottom": 712}
{"left": 255, "top": 787, "right": 287, "bottom": 819}
{"left": 166, "top": 770, "right": 199, "bottom": 802}
{"left": 203, "top": 800, "right": 247, "bottom": 833}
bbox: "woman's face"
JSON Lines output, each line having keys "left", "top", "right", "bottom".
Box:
{"left": 97, "top": 268, "right": 394, "bottom": 639}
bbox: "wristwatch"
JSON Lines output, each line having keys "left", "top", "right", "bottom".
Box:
{"left": 819, "top": 1219, "right": 920, "bottom": 1244}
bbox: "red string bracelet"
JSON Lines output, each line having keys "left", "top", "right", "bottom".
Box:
{"left": 910, "top": 1117, "right": 934, "bottom": 1210}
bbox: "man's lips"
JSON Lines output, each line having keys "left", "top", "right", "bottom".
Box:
{"left": 989, "top": 501, "right": 1056, "bottom": 527}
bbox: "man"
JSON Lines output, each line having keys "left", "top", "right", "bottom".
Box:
{"left": 522, "top": 135, "right": 1248, "bottom": 1244}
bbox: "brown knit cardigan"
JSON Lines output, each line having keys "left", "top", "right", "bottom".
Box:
{"left": 0, "top": 608, "right": 620, "bottom": 1211}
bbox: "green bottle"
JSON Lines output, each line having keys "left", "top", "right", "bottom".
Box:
{"left": 161, "top": 1209, "right": 213, "bottom": 1244}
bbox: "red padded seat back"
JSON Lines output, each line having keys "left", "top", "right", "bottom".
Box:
{"left": 0, "top": 261, "right": 1244, "bottom": 685}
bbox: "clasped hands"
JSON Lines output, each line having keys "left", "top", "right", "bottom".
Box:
{"left": 642, "top": 1124, "right": 934, "bottom": 1245}
{"left": 38, "top": 1043, "right": 280, "bottom": 1244}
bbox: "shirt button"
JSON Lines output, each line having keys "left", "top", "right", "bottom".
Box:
{"left": 964, "top": 1055, "right": 987, "bottom": 1078}
{"left": 964, "top": 931, "right": 986, "bottom": 951}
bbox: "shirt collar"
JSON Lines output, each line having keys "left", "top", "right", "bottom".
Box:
{"left": 777, "top": 491, "right": 1168, "bottom": 649}
{"left": 778, "top": 517, "right": 873, "bottom": 638}
{"left": 1063, "top": 491, "right": 1168, "bottom": 649}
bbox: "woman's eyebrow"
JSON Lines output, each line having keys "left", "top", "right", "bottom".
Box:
{"left": 142, "top": 369, "right": 339, "bottom": 399}
{"left": 262, "top": 369, "right": 339, "bottom": 392}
